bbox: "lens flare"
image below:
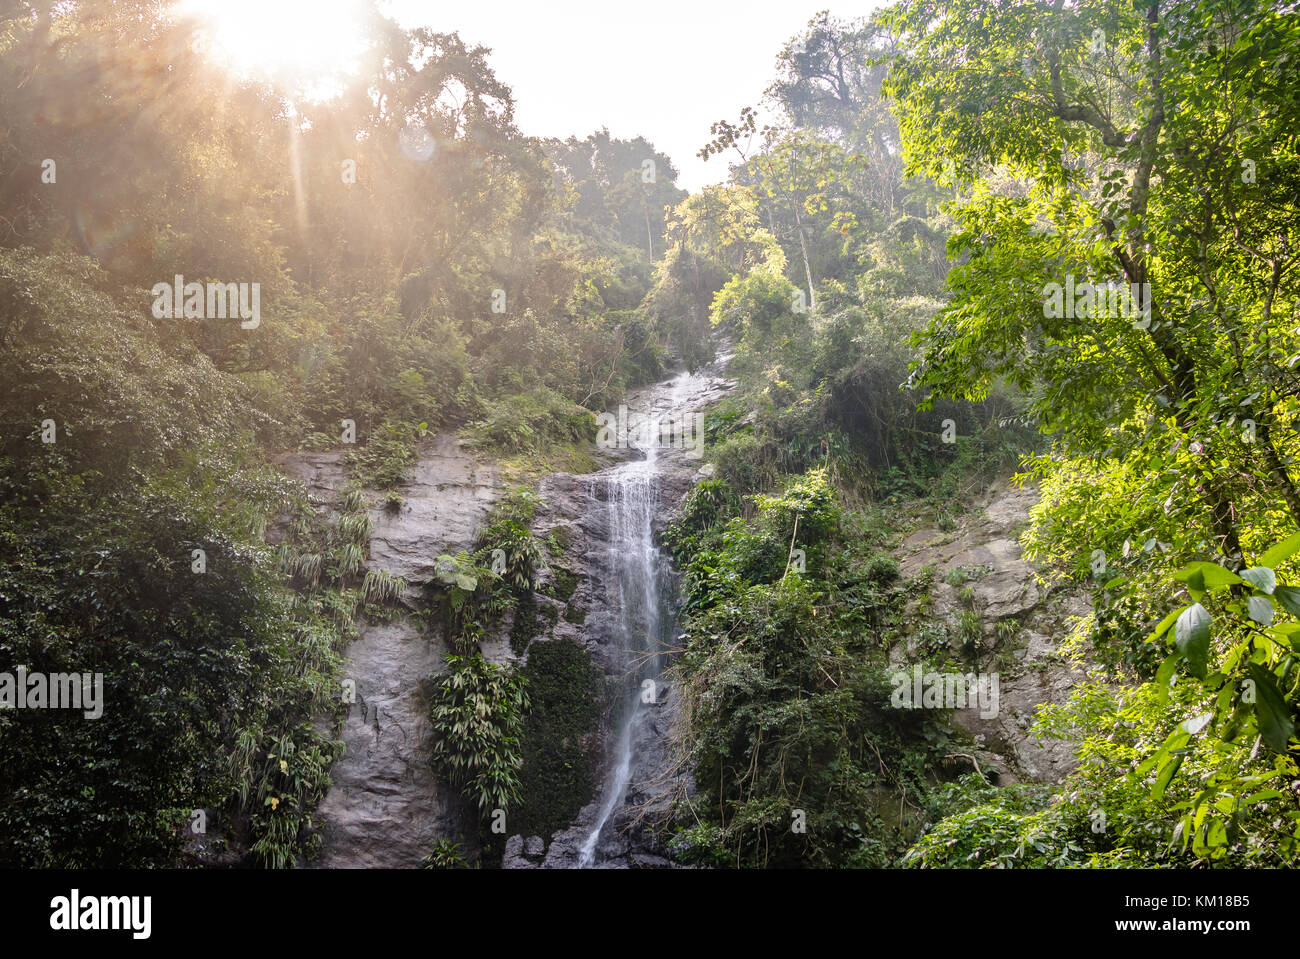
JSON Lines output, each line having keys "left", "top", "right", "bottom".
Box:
{"left": 178, "top": 0, "right": 370, "bottom": 99}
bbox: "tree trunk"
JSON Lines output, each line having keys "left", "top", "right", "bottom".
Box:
{"left": 792, "top": 202, "right": 816, "bottom": 311}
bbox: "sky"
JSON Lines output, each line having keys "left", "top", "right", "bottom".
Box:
{"left": 382, "top": 0, "right": 885, "bottom": 192}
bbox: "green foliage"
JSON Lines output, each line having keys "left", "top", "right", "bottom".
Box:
{"left": 345, "top": 421, "right": 427, "bottom": 490}
{"left": 904, "top": 775, "right": 1084, "bottom": 868}
{"left": 476, "top": 490, "right": 547, "bottom": 591}
{"left": 888, "top": 0, "right": 1300, "bottom": 571}
{"left": 240, "top": 726, "right": 342, "bottom": 869}
{"left": 428, "top": 654, "right": 530, "bottom": 814}
{"left": 665, "top": 478, "right": 742, "bottom": 550}
{"left": 672, "top": 465, "right": 949, "bottom": 867}
{"left": 912, "top": 531, "right": 1300, "bottom": 869}
{"left": 0, "top": 251, "right": 352, "bottom": 867}
{"left": 361, "top": 568, "right": 406, "bottom": 606}
{"left": 461, "top": 388, "right": 592, "bottom": 456}
{"left": 421, "top": 840, "right": 470, "bottom": 869}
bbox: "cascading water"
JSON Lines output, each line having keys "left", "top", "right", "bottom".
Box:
{"left": 576, "top": 377, "right": 686, "bottom": 868}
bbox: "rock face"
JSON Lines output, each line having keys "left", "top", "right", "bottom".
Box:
{"left": 310, "top": 621, "right": 463, "bottom": 868}
{"left": 278, "top": 437, "right": 503, "bottom": 868}
{"left": 367, "top": 435, "right": 502, "bottom": 584}
{"left": 894, "top": 479, "right": 1092, "bottom": 784}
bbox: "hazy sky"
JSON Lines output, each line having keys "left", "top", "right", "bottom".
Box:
{"left": 382, "top": 1, "right": 885, "bottom": 192}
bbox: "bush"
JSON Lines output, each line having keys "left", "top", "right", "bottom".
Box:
{"left": 428, "top": 654, "right": 530, "bottom": 813}
{"left": 461, "top": 388, "right": 592, "bottom": 455}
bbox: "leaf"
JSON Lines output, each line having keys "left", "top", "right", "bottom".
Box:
{"left": 1134, "top": 726, "right": 1188, "bottom": 779}
{"left": 1240, "top": 567, "right": 1277, "bottom": 594}
{"left": 1180, "top": 712, "right": 1213, "bottom": 735}
{"left": 1155, "top": 651, "right": 1180, "bottom": 703}
{"left": 1149, "top": 604, "right": 1189, "bottom": 642}
{"left": 1259, "top": 531, "right": 1300, "bottom": 569}
{"left": 1152, "top": 754, "right": 1185, "bottom": 801}
{"left": 1274, "top": 585, "right": 1300, "bottom": 618}
{"left": 1174, "top": 603, "right": 1212, "bottom": 679}
{"left": 1243, "top": 789, "right": 1285, "bottom": 805}
{"left": 1247, "top": 596, "right": 1275, "bottom": 626}
{"left": 1246, "top": 662, "right": 1295, "bottom": 753}
{"left": 1174, "top": 562, "right": 1244, "bottom": 596}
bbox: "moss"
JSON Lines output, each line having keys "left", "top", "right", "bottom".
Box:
{"left": 508, "top": 590, "right": 539, "bottom": 655}
{"left": 563, "top": 603, "right": 587, "bottom": 625}
{"left": 541, "top": 602, "right": 559, "bottom": 630}
{"left": 547, "top": 524, "right": 574, "bottom": 554}
{"left": 508, "top": 592, "right": 561, "bottom": 655}
{"left": 544, "top": 566, "right": 580, "bottom": 603}
{"left": 513, "top": 638, "right": 602, "bottom": 841}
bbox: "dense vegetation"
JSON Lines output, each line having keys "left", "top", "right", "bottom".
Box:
{"left": 0, "top": 0, "right": 675, "bottom": 866}
{"left": 660, "top": 0, "right": 1300, "bottom": 868}
{"left": 3, "top": 0, "right": 1299, "bottom": 870}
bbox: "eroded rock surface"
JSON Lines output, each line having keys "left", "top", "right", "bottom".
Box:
{"left": 893, "top": 479, "right": 1092, "bottom": 784}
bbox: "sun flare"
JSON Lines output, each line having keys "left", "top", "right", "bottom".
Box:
{"left": 179, "top": 0, "right": 371, "bottom": 98}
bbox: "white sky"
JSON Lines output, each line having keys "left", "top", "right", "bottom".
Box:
{"left": 382, "top": 0, "right": 885, "bottom": 192}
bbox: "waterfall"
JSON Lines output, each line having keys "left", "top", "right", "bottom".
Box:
{"left": 576, "top": 378, "right": 683, "bottom": 868}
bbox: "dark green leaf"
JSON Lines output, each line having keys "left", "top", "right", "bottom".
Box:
{"left": 1247, "top": 662, "right": 1295, "bottom": 754}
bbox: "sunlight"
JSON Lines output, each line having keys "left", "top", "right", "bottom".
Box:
{"left": 179, "top": 0, "right": 370, "bottom": 99}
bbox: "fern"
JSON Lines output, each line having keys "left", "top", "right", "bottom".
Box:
{"left": 335, "top": 543, "right": 364, "bottom": 578}
{"left": 362, "top": 568, "right": 405, "bottom": 605}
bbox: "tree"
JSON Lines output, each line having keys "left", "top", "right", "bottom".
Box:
{"left": 886, "top": 0, "right": 1300, "bottom": 565}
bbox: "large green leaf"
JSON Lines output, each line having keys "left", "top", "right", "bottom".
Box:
{"left": 1259, "top": 531, "right": 1300, "bottom": 570}
{"left": 1174, "top": 603, "right": 1212, "bottom": 679}
{"left": 1240, "top": 566, "right": 1277, "bottom": 594}
{"left": 1275, "top": 585, "right": 1300, "bottom": 618}
{"left": 1246, "top": 662, "right": 1295, "bottom": 754}
{"left": 1247, "top": 596, "right": 1275, "bottom": 626}
{"left": 1149, "top": 604, "right": 1189, "bottom": 643}
{"left": 1174, "top": 562, "right": 1244, "bottom": 597}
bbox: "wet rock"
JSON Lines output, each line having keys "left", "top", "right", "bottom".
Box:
{"left": 630, "top": 853, "right": 673, "bottom": 869}
{"left": 502, "top": 835, "right": 536, "bottom": 869}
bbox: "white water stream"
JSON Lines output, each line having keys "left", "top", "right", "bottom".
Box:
{"left": 576, "top": 372, "right": 691, "bottom": 867}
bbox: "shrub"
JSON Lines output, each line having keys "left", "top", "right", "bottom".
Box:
{"left": 428, "top": 654, "right": 530, "bottom": 813}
